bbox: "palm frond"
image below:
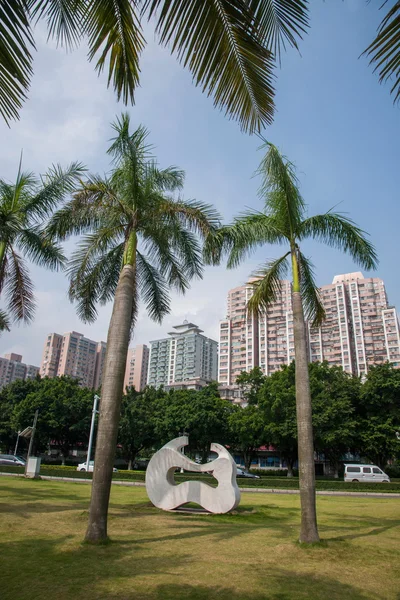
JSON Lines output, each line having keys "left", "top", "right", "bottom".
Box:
{"left": 142, "top": 221, "right": 202, "bottom": 289}
{"left": 0, "top": 0, "right": 34, "bottom": 124}
{"left": 145, "top": 0, "right": 276, "bottom": 132}
{"left": 363, "top": 1, "right": 400, "bottom": 103}
{"left": 68, "top": 242, "right": 124, "bottom": 322}
{"left": 25, "top": 161, "right": 86, "bottom": 220}
{"left": 17, "top": 226, "right": 65, "bottom": 270}
{"left": 256, "top": 141, "right": 305, "bottom": 232}
{"left": 226, "top": 211, "right": 286, "bottom": 268}
{"left": 0, "top": 309, "right": 11, "bottom": 332}
{"left": 249, "top": 0, "right": 309, "bottom": 58}
{"left": 29, "top": 0, "right": 84, "bottom": 49}
{"left": 159, "top": 198, "right": 221, "bottom": 237}
{"left": 108, "top": 114, "right": 152, "bottom": 163}
{"left": 297, "top": 250, "right": 325, "bottom": 328}
{"left": 246, "top": 252, "right": 290, "bottom": 315}
{"left": 5, "top": 247, "right": 35, "bottom": 323}
{"left": 84, "top": 2, "right": 145, "bottom": 106}
{"left": 298, "top": 212, "right": 378, "bottom": 271}
{"left": 46, "top": 176, "right": 118, "bottom": 239}
{"left": 145, "top": 164, "right": 185, "bottom": 192}
{"left": 136, "top": 250, "right": 170, "bottom": 323}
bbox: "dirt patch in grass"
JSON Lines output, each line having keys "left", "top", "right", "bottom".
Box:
{"left": 0, "top": 477, "right": 399, "bottom": 600}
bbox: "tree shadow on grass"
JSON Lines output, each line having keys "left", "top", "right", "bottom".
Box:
{"left": 0, "top": 537, "right": 376, "bottom": 600}
{"left": 319, "top": 513, "right": 400, "bottom": 543}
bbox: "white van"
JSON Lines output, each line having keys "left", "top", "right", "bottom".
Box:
{"left": 344, "top": 464, "right": 390, "bottom": 483}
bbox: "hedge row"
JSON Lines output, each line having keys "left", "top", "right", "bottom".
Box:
{"left": 2, "top": 465, "right": 400, "bottom": 492}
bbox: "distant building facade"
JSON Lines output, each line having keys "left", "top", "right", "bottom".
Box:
{"left": 40, "top": 331, "right": 107, "bottom": 389}
{"left": 0, "top": 353, "right": 39, "bottom": 389}
{"left": 123, "top": 344, "right": 150, "bottom": 391}
{"left": 309, "top": 272, "right": 400, "bottom": 377}
{"left": 219, "top": 272, "right": 400, "bottom": 385}
{"left": 219, "top": 280, "right": 294, "bottom": 385}
{"left": 148, "top": 321, "right": 218, "bottom": 388}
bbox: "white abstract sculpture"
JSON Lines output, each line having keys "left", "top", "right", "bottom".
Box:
{"left": 145, "top": 436, "right": 241, "bottom": 514}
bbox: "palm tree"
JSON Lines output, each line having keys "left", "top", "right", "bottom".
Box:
{"left": 0, "top": 159, "right": 84, "bottom": 330}
{"left": 204, "top": 142, "right": 378, "bottom": 543}
{"left": 1, "top": 1, "right": 308, "bottom": 127}
{"left": 48, "top": 113, "right": 221, "bottom": 543}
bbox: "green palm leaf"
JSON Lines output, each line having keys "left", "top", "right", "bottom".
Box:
{"left": 145, "top": 0, "right": 276, "bottom": 132}
{"left": 17, "top": 226, "right": 65, "bottom": 270}
{"left": 297, "top": 250, "right": 325, "bottom": 327}
{"left": 0, "top": 0, "right": 34, "bottom": 124}
{"left": 298, "top": 212, "right": 378, "bottom": 271}
{"left": 5, "top": 248, "right": 35, "bottom": 323}
{"left": 136, "top": 250, "right": 170, "bottom": 323}
{"left": 29, "top": 0, "right": 85, "bottom": 48}
{"left": 85, "top": 0, "right": 144, "bottom": 105}
{"left": 246, "top": 252, "right": 290, "bottom": 315}
{"left": 249, "top": 0, "right": 309, "bottom": 58}
{"left": 0, "top": 309, "right": 10, "bottom": 332}
{"left": 363, "top": 1, "right": 400, "bottom": 103}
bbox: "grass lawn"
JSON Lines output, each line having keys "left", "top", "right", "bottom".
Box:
{"left": 0, "top": 477, "right": 399, "bottom": 600}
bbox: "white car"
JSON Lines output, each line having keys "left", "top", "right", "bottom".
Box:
{"left": 77, "top": 460, "right": 118, "bottom": 472}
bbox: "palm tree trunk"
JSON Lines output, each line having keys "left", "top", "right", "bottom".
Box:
{"left": 291, "top": 250, "right": 320, "bottom": 544}
{"left": 85, "top": 257, "right": 136, "bottom": 543}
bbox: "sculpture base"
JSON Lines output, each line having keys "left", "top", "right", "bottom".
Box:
{"left": 169, "top": 507, "right": 212, "bottom": 515}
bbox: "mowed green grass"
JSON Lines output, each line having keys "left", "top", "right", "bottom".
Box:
{"left": 0, "top": 477, "right": 399, "bottom": 600}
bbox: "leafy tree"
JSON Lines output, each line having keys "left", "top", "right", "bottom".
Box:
{"left": 309, "top": 362, "right": 359, "bottom": 478}
{"left": 118, "top": 386, "right": 162, "bottom": 469}
{"left": 0, "top": 158, "right": 84, "bottom": 330}
{"left": 49, "top": 114, "right": 220, "bottom": 543}
{"left": 0, "top": 1, "right": 307, "bottom": 127}
{"left": 0, "top": 376, "right": 41, "bottom": 452}
{"left": 258, "top": 363, "right": 298, "bottom": 477}
{"left": 236, "top": 366, "right": 266, "bottom": 405}
{"left": 228, "top": 404, "right": 267, "bottom": 471}
{"left": 11, "top": 376, "right": 93, "bottom": 463}
{"left": 205, "top": 143, "right": 377, "bottom": 543}
{"left": 155, "top": 383, "right": 234, "bottom": 462}
{"left": 356, "top": 363, "right": 400, "bottom": 469}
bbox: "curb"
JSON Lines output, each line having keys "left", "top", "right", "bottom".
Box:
{"left": 1, "top": 472, "right": 400, "bottom": 498}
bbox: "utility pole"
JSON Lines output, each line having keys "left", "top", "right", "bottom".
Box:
{"left": 87, "top": 394, "right": 100, "bottom": 473}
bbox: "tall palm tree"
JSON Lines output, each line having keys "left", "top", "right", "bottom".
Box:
{"left": 1, "top": 1, "right": 308, "bottom": 127}
{"left": 0, "top": 159, "right": 84, "bottom": 330}
{"left": 48, "top": 113, "right": 221, "bottom": 543}
{"left": 204, "top": 142, "right": 378, "bottom": 543}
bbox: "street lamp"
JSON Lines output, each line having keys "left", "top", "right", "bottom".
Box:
{"left": 87, "top": 394, "right": 100, "bottom": 472}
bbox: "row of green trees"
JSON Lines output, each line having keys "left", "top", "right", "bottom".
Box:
{"left": 1, "top": 362, "right": 399, "bottom": 474}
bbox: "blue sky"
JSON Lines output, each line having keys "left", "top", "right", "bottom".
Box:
{"left": 1, "top": 0, "right": 399, "bottom": 366}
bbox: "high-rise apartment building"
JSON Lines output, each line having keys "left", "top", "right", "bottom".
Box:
{"left": 309, "top": 272, "right": 400, "bottom": 377}
{"left": 0, "top": 353, "right": 39, "bottom": 389}
{"left": 40, "top": 331, "right": 107, "bottom": 389}
{"left": 123, "top": 344, "right": 150, "bottom": 391}
{"left": 148, "top": 321, "right": 218, "bottom": 388}
{"left": 220, "top": 273, "right": 400, "bottom": 384}
{"left": 219, "top": 280, "right": 294, "bottom": 385}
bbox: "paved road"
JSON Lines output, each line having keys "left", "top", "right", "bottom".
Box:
{"left": 1, "top": 472, "right": 399, "bottom": 498}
